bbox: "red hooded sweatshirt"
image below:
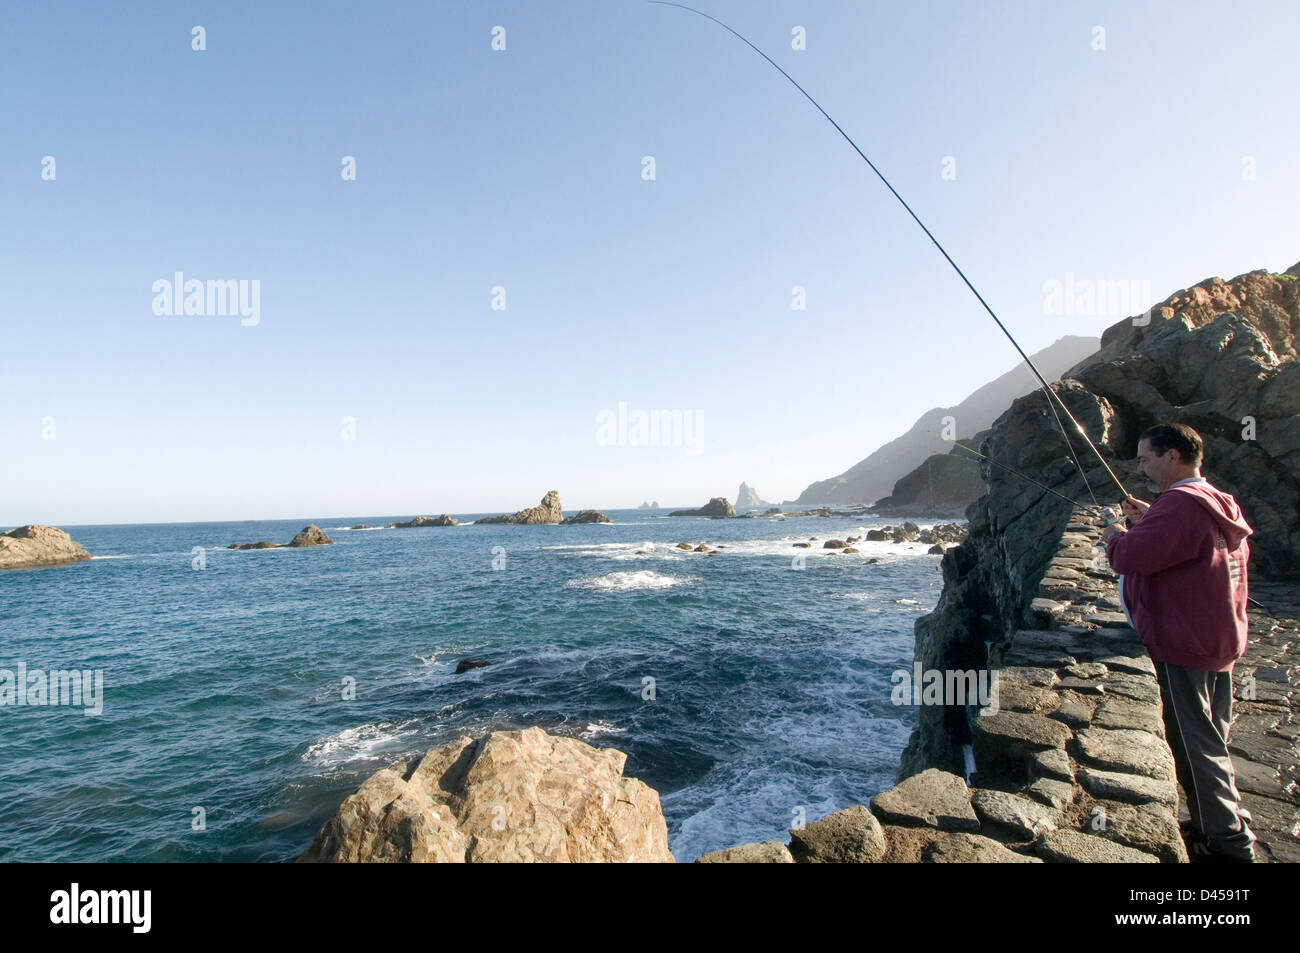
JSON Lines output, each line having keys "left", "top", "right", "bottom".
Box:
{"left": 1105, "top": 478, "right": 1252, "bottom": 672}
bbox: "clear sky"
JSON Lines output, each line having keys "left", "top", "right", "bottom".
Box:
{"left": 3, "top": 0, "right": 1297, "bottom": 525}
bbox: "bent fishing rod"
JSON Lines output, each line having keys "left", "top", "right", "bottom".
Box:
{"left": 649, "top": 1, "right": 1132, "bottom": 507}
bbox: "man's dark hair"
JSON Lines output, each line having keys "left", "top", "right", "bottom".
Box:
{"left": 1140, "top": 423, "right": 1203, "bottom": 468}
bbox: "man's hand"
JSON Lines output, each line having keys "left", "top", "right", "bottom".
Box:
{"left": 1121, "top": 496, "right": 1150, "bottom": 523}
{"left": 1101, "top": 507, "right": 1127, "bottom": 541}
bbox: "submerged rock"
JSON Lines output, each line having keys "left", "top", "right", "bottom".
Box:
{"left": 0, "top": 525, "right": 92, "bottom": 570}
{"left": 454, "top": 658, "right": 490, "bottom": 674}
{"left": 300, "top": 726, "right": 673, "bottom": 863}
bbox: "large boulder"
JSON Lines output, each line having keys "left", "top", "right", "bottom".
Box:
{"left": 669, "top": 497, "right": 736, "bottom": 518}
{"left": 477, "top": 491, "right": 564, "bottom": 525}
{"left": 0, "top": 525, "right": 92, "bottom": 570}
{"left": 286, "top": 524, "right": 333, "bottom": 547}
{"left": 300, "top": 726, "right": 673, "bottom": 863}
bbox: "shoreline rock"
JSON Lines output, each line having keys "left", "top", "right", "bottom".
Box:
{"left": 388, "top": 514, "right": 459, "bottom": 528}
{"left": 230, "top": 524, "right": 333, "bottom": 550}
{"left": 562, "top": 509, "right": 612, "bottom": 524}
{"left": 301, "top": 726, "right": 673, "bottom": 863}
{"left": 0, "top": 525, "right": 92, "bottom": 570}
{"left": 669, "top": 497, "right": 736, "bottom": 518}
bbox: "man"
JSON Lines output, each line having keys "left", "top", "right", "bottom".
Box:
{"left": 1101, "top": 423, "right": 1256, "bottom": 863}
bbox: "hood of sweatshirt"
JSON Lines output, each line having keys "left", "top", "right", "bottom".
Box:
{"left": 1168, "top": 480, "right": 1254, "bottom": 549}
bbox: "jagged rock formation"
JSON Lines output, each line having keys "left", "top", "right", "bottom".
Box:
{"left": 734, "top": 482, "right": 773, "bottom": 510}
{"left": 795, "top": 336, "right": 1099, "bottom": 505}
{"left": 637, "top": 501, "right": 660, "bottom": 509}
{"left": 477, "top": 491, "right": 563, "bottom": 525}
{"left": 561, "top": 509, "right": 612, "bottom": 524}
{"left": 669, "top": 497, "right": 736, "bottom": 518}
{"left": 0, "top": 525, "right": 92, "bottom": 570}
{"left": 872, "top": 437, "right": 990, "bottom": 517}
{"left": 230, "top": 525, "right": 333, "bottom": 549}
{"left": 301, "top": 726, "right": 673, "bottom": 862}
{"left": 388, "top": 514, "right": 459, "bottom": 528}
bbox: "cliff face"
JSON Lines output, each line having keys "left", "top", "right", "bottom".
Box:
{"left": 901, "top": 263, "right": 1300, "bottom": 781}
{"left": 794, "top": 336, "right": 1099, "bottom": 505}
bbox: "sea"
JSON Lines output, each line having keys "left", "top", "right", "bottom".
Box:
{"left": 0, "top": 508, "right": 948, "bottom": 862}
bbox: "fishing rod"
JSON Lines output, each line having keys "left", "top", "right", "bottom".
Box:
{"left": 649, "top": 1, "right": 1131, "bottom": 508}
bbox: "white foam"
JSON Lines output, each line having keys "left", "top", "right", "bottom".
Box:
{"left": 302, "top": 719, "right": 421, "bottom": 769}
{"left": 564, "top": 570, "right": 695, "bottom": 592}
{"left": 580, "top": 720, "right": 628, "bottom": 740}
{"left": 90, "top": 554, "right": 129, "bottom": 560}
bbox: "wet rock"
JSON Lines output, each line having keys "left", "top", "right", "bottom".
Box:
{"left": 454, "top": 658, "right": 490, "bottom": 674}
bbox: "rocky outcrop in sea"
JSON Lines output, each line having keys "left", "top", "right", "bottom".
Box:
{"left": 562, "top": 509, "right": 612, "bottom": 524}
{"left": 477, "top": 491, "right": 564, "bottom": 525}
{"left": 301, "top": 726, "right": 673, "bottom": 862}
{"left": 0, "top": 525, "right": 92, "bottom": 570}
{"left": 669, "top": 497, "right": 736, "bottom": 518}
{"left": 734, "top": 482, "right": 772, "bottom": 510}
{"left": 388, "top": 514, "right": 459, "bottom": 528}
{"left": 230, "top": 524, "right": 333, "bottom": 549}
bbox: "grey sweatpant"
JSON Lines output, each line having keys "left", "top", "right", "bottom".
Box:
{"left": 1154, "top": 661, "right": 1256, "bottom": 860}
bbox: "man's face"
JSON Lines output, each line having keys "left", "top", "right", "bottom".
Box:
{"left": 1136, "top": 438, "right": 1177, "bottom": 490}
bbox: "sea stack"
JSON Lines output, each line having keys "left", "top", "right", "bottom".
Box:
{"left": 561, "top": 509, "right": 612, "bottom": 524}
{"left": 734, "top": 482, "right": 772, "bottom": 510}
{"left": 0, "top": 525, "right": 92, "bottom": 570}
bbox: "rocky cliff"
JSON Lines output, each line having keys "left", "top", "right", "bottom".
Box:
{"left": 872, "top": 437, "right": 988, "bottom": 517}
{"left": 794, "top": 336, "right": 1099, "bottom": 505}
{"left": 898, "top": 261, "right": 1300, "bottom": 815}
{"left": 0, "top": 525, "right": 92, "bottom": 570}
{"left": 734, "top": 482, "right": 772, "bottom": 510}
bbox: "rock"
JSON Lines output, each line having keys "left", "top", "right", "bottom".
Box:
{"left": 971, "top": 789, "right": 1062, "bottom": 839}
{"left": 823, "top": 539, "right": 847, "bottom": 549}
{"left": 1035, "top": 829, "right": 1161, "bottom": 863}
{"left": 1089, "top": 801, "right": 1188, "bottom": 863}
{"left": 1022, "top": 777, "right": 1074, "bottom": 812}
{"left": 1076, "top": 767, "right": 1178, "bottom": 806}
{"left": 788, "top": 805, "right": 886, "bottom": 863}
{"left": 1074, "top": 727, "right": 1176, "bottom": 780}
{"left": 842, "top": 547, "right": 859, "bottom": 554}
{"left": 301, "top": 726, "right": 673, "bottom": 862}
{"left": 695, "top": 841, "right": 793, "bottom": 863}
{"left": 477, "top": 491, "right": 564, "bottom": 525}
{"left": 870, "top": 769, "right": 979, "bottom": 833}
{"left": 561, "top": 510, "right": 612, "bottom": 524}
{"left": 391, "top": 515, "right": 459, "bottom": 528}
{"left": 669, "top": 497, "right": 736, "bottom": 518}
{"left": 287, "top": 524, "right": 333, "bottom": 547}
{"left": 454, "top": 658, "right": 490, "bottom": 674}
{"left": 230, "top": 540, "right": 278, "bottom": 550}
{"left": 675, "top": 542, "right": 693, "bottom": 550}
{"left": 923, "top": 832, "right": 1043, "bottom": 863}
{"left": 1028, "top": 748, "right": 1074, "bottom": 783}
{"left": 733, "top": 482, "right": 773, "bottom": 510}
{"left": 350, "top": 524, "right": 376, "bottom": 530}
{"left": 972, "top": 712, "right": 1072, "bottom": 777}
{"left": 1093, "top": 697, "right": 1166, "bottom": 736}
{"left": 792, "top": 542, "right": 811, "bottom": 548}
{"left": 866, "top": 529, "right": 887, "bottom": 541}
{"left": 693, "top": 544, "right": 712, "bottom": 553}
{"left": 927, "top": 543, "right": 946, "bottom": 555}
{"left": 0, "top": 525, "right": 92, "bottom": 570}
{"left": 1028, "top": 598, "right": 1067, "bottom": 628}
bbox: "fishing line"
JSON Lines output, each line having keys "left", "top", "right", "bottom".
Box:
{"left": 948, "top": 443, "right": 1103, "bottom": 511}
{"left": 649, "top": 0, "right": 1130, "bottom": 507}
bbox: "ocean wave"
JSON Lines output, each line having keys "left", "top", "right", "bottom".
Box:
{"left": 564, "top": 570, "right": 695, "bottom": 592}
{"left": 90, "top": 555, "right": 130, "bottom": 560}
{"left": 579, "top": 720, "right": 629, "bottom": 740}
{"left": 301, "top": 719, "right": 422, "bottom": 770}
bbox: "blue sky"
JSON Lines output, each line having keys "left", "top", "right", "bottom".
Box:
{"left": 3, "top": 0, "right": 1297, "bottom": 524}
